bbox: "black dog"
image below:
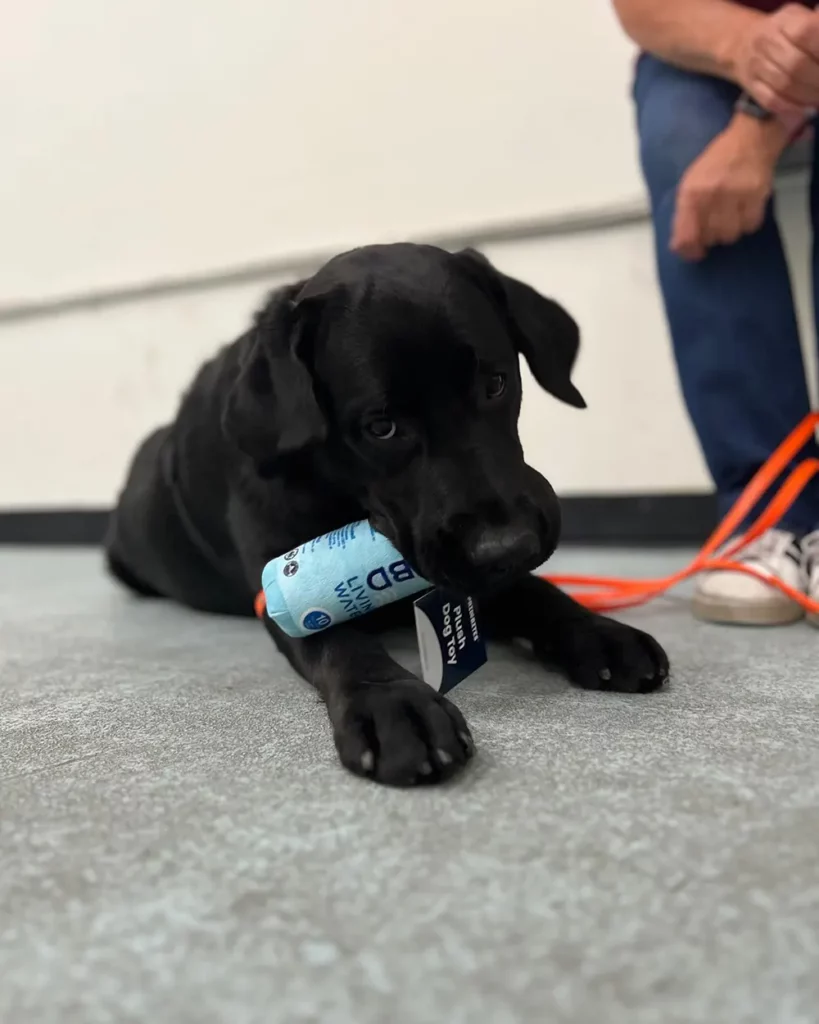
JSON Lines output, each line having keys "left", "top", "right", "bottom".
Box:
{"left": 107, "top": 244, "right": 669, "bottom": 785}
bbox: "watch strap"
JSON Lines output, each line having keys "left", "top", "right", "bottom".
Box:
{"left": 735, "top": 91, "right": 773, "bottom": 121}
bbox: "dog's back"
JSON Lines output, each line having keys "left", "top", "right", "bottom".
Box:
{"left": 106, "top": 344, "right": 254, "bottom": 616}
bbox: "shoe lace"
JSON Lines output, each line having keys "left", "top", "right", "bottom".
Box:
{"left": 800, "top": 529, "right": 819, "bottom": 566}
{"left": 735, "top": 529, "right": 796, "bottom": 566}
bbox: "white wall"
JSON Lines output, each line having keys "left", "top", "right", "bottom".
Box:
{"left": 0, "top": 1, "right": 814, "bottom": 508}
{"left": 1, "top": 0, "right": 642, "bottom": 305}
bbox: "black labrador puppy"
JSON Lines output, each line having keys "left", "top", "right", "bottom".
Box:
{"left": 107, "top": 243, "right": 669, "bottom": 785}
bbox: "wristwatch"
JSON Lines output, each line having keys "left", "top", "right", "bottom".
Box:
{"left": 735, "top": 91, "right": 773, "bottom": 121}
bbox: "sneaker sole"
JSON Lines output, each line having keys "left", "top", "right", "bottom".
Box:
{"left": 692, "top": 593, "right": 804, "bottom": 626}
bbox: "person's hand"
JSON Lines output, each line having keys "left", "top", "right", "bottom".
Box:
{"left": 670, "top": 116, "right": 785, "bottom": 261}
{"left": 735, "top": 3, "right": 819, "bottom": 125}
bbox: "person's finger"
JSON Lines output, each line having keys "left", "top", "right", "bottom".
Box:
{"left": 670, "top": 191, "right": 707, "bottom": 261}
{"left": 703, "top": 199, "right": 745, "bottom": 249}
{"left": 780, "top": 5, "right": 819, "bottom": 61}
{"left": 751, "top": 75, "right": 810, "bottom": 123}
{"left": 706, "top": 186, "right": 772, "bottom": 250}
{"left": 767, "top": 32, "right": 819, "bottom": 98}
{"left": 739, "top": 195, "right": 769, "bottom": 237}
{"left": 757, "top": 56, "right": 819, "bottom": 107}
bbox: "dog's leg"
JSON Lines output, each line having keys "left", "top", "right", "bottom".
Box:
{"left": 481, "top": 575, "right": 669, "bottom": 693}
{"left": 227, "top": 512, "right": 471, "bottom": 784}
{"left": 262, "top": 613, "right": 474, "bottom": 785}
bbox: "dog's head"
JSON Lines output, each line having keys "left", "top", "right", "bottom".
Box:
{"left": 224, "top": 243, "right": 585, "bottom": 593}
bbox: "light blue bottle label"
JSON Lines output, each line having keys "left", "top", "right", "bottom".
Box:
{"left": 261, "top": 521, "right": 429, "bottom": 637}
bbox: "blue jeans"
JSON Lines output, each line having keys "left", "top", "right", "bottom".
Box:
{"left": 634, "top": 53, "right": 819, "bottom": 533}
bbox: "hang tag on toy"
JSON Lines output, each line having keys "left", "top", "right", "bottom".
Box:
{"left": 413, "top": 590, "right": 487, "bottom": 693}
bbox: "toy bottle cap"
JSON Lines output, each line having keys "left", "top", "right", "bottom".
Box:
{"left": 260, "top": 563, "right": 301, "bottom": 636}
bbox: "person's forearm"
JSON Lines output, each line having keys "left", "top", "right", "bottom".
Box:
{"left": 612, "top": 0, "right": 764, "bottom": 81}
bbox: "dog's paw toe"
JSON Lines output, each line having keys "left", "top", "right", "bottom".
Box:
{"left": 551, "top": 616, "right": 669, "bottom": 694}
{"left": 334, "top": 680, "right": 474, "bottom": 786}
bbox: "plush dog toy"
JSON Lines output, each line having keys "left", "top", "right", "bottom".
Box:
{"left": 259, "top": 521, "right": 429, "bottom": 637}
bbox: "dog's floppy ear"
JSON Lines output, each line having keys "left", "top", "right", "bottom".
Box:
{"left": 222, "top": 292, "right": 327, "bottom": 461}
{"left": 456, "top": 248, "right": 586, "bottom": 409}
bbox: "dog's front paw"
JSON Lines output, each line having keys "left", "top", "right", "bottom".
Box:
{"left": 542, "top": 615, "right": 669, "bottom": 694}
{"left": 331, "top": 680, "right": 474, "bottom": 786}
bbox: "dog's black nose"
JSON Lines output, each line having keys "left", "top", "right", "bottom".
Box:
{"left": 467, "top": 524, "right": 542, "bottom": 572}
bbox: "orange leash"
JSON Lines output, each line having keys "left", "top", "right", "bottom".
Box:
{"left": 543, "top": 411, "right": 819, "bottom": 615}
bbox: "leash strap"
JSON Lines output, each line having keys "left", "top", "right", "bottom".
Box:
{"left": 544, "top": 411, "right": 819, "bottom": 614}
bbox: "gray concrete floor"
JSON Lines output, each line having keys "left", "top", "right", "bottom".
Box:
{"left": 2, "top": 546, "right": 819, "bottom": 1024}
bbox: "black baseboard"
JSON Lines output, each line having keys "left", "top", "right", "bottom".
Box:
{"left": 559, "top": 493, "right": 718, "bottom": 546}
{"left": 0, "top": 494, "right": 718, "bottom": 548}
{"left": 0, "top": 510, "right": 111, "bottom": 546}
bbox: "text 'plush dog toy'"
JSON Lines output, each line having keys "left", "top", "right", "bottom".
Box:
{"left": 259, "top": 522, "right": 429, "bottom": 637}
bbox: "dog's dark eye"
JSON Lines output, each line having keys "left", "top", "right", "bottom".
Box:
{"left": 366, "top": 418, "right": 398, "bottom": 440}
{"left": 486, "top": 373, "right": 507, "bottom": 399}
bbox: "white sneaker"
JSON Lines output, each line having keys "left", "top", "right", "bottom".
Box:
{"left": 692, "top": 528, "right": 804, "bottom": 626}
{"left": 800, "top": 529, "right": 819, "bottom": 627}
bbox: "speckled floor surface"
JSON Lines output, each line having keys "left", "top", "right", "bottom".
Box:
{"left": 2, "top": 546, "right": 819, "bottom": 1024}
